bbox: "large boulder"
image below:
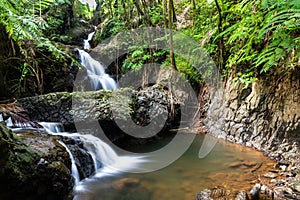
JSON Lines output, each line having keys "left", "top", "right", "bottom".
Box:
{"left": 0, "top": 122, "right": 73, "bottom": 199}
{"left": 18, "top": 86, "right": 181, "bottom": 142}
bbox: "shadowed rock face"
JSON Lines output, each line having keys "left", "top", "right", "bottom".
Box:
{"left": 0, "top": 122, "right": 95, "bottom": 200}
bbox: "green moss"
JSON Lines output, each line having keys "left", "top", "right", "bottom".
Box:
{"left": 0, "top": 122, "right": 40, "bottom": 183}
{"left": 49, "top": 161, "right": 70, "bottom": 175}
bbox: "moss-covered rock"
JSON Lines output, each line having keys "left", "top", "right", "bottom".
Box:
{"left": 0, "top": 122, "right": 74, "bottom": 200}
{"left": 18, "top": 86, "right": 180, "bottom": 135}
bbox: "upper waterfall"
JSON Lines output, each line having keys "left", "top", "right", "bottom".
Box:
{"left": 83, "top": 26, "right": 96, "bottom": 50}
{"left": 76, "top": 49, "right": 118, "bottom": 90}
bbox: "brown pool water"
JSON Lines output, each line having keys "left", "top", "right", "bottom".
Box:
{"left": 73, "top": 134, "right": 276, "bottom": 200}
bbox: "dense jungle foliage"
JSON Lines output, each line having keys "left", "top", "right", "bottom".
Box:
{"left": 0, "top": 0, "right": 299, "bottom": 99}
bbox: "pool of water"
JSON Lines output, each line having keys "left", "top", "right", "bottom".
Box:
{"left": 73, "top": 134, "right": 276, "bottom": 200}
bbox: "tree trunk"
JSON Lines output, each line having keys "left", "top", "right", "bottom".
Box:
{"left": 214, "top": 0, "right": 224, "bottom": 70}
{"left": 168, "top": 0, "right": 177, "bottom": 71}
{"left": 121, "top": 0, "right": 129, "bottom": 27}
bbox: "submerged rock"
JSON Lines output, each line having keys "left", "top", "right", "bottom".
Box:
{"left": 112, "top": 178, "right": 140, "bottom": 190}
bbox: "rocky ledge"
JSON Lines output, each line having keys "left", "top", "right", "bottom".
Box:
{"left": 18, "top": 86, "right": 182, "bottom": 144}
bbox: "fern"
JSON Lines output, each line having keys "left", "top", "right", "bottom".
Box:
{"left": 217, "top": 0, "right": 299, "bottom": 86}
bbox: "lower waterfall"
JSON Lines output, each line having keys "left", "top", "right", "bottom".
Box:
{"left": 39, "top": 122, "right": 145, "bottom": 193}
{"left": 58, "top": 140, "right": 81, "bottom": 184}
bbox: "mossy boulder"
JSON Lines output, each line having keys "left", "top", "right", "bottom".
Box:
{"left": 18, "top": 86, "right": 183, "bottom": 146}
{"left": 0, "top": 122, "right": 74, "bottom": 200}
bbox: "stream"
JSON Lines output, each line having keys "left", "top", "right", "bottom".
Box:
{"left": 72, "top": 133, "right": 276, "bottom": 200}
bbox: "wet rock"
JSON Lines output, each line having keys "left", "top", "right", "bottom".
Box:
{"left": 61, "top": 137, "right": 95, "bottom": 179}
{"left": 249, "top": 183, "right": 260, "bottom": 200}
{"left": 264, "top": 172, "right": 277, "bottom": 178}
{"left": 19, "top": 86, "right": 180, "bottom": 139}
{"left": 235, "top": 190, "right": 249, "bottom": 200}
{"left": 211, "top": 186, "right": 230, "bottom": 199}
{"left": 0, "top": 123, "right": 73, "bottom": 200}
{"left": 196, "top": 189, "right": 212, "bottom": 200}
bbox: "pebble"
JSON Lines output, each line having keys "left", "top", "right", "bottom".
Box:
{"left": 270, "top": 179, "right": 277, "bottom": 184}
{"left": 260, "top": 185, "right": 268, "bottom": 193}
{"left": 273, "top": 187, "right": 284, "bottom": 198}
{"left": 294, "top": 183, "right": 300, "bottom": 193}
{"left": 279, "top": 165, "right": 287, "bottom": 171}
{"left": 264, "top": 172, "right": 277, "bottom": 178}
{"left": 250, "top": 183, "right": 260, "bottom": 200}
{"left": 278, "top": 179, "right": 286, "bottom": 186}
{"left": 235, "top": 190, "right": 248, "bottom": 200}
{"left": 196, "top": 189, "right": 212, "bottom": 200}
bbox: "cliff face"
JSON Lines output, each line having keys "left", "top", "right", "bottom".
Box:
{"left": 205, "top": 70, "right": 300, "bottom": 199}
{"left": 207, "top": 70, "right": 300, "bottom": 164}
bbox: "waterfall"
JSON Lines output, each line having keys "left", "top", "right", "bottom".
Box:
{"left": 83, "top": 26, "right": 96, "bottom": 50}
{"left": 58, "top": 141, "right": 80, "bottom": 184}
{"left": 76, "top": 134, "right": 118, "bottom": 169}
{"left": 39, "top": 122, "right": 64, "bottom": 133}
{"left": 39, "top": 122, "right": 145, "bottom": 184}
{"left": 77, "top": 49, "right": 118, "bottom": 90}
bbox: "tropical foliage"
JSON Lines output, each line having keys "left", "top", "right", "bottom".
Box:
{"left": 93, "top": 0, "right": 299, "bottom": 87}
{"left": 0, "top": 0, "right": 72, "bottom": 97}
{"left": 218, "top": 0, "right": 300, "bottom": 86}
{"left": 0, "top": 0, "right": 299, "bottom": 98}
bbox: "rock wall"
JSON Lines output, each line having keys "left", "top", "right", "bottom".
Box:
{"left": 206, "top": 70, "right": 300, "bottom": 199}
{"left": 207, "top": 70, "right": 300, "bottom": 162}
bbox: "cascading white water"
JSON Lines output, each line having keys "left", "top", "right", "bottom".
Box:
{"left": 83, "top": 26, "right": 96, "bottom": 50}
{"left": 77, "top": 49, "right": 118, "bottom": 90}
{"left": 58, "top": 141, "right": 80, "bottom": 184}
{"left": 39, "top": 122, "right": 145, "bottom": 187}
{"left": 39, "top": 122, "right": 64, "bottom": 133}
